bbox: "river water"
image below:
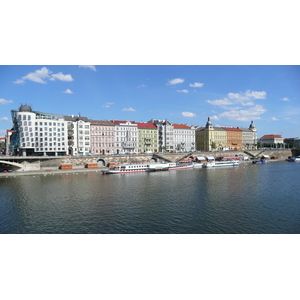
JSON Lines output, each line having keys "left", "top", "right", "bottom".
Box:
{"left": 1, "top": 161, "right": 299, "bottom": 234}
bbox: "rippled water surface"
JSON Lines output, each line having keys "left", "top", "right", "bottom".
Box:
{"left": 1, "top": 162, "right": 300, "bottom": 233}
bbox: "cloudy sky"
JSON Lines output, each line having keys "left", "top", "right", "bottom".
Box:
{"left": 1, "top": 65, "right": 299, "bottom": 138}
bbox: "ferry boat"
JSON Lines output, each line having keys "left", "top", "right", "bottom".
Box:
{"left": 101, "top": 163, "right": 169, "bottom": 174}
{"left": 202, "top": 160, "right": 239, "bottom": 168}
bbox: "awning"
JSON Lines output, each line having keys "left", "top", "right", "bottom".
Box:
{"left": 206, "top": 156, "right": 215, "bottom": 160}
{"left": 197, "top": 156, "right": 206, "bottom": 161}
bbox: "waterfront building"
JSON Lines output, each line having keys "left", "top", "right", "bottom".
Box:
{"left": 195, "top": 118, "right": 227, "bottom": 151}
{"left": 239, "top": 121, "right": 257, "bottom": 150}
{"left": 10, "top": 105, "right": 68, "bottom": 156}
{"left": 112, "top": 120, "right": 138, "bottom": 154}
{"left": 90, "top": 120, "right": 115, "bottom": 155}
{"left": 64, "top": 115, "right": 91, "bottom": 156}
{"left": 173, "top": 124, "right": 196, "bottom": 152}
{"left": 135, "top": 122, "right": 158, "bottom": 153}
{"left": 222, "top": 127, "right": 243, "bottom": 150}
{"left": 259, "top": 134, "right": 284, "bottom": 148}
{"left": 148, "top": 119, "right": 174, "bottom": 152}
{"left": 284, "top": 137, "right": 300, "bottom": 148}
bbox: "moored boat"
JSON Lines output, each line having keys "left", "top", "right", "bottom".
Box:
{"left": 203, "top": 160, "right": 239, "bottom": 168}
{"left": 167, "top": 162, "right": 194, "bottom": 170}
{"left": 287, "top": 156, "right": 300, "bottom": 162}
{"left": 101, "top": 163, "right": 168, "bottom": 174}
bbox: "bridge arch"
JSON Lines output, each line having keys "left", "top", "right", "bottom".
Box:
{"left": 97, "top": 158, "right": 106, "bottom": 167}
{"left": 0, "top": 160, "right": 23, "bottom": 170}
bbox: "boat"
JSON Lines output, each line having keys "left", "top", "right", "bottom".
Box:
{"left": 252, "top": 160, "right": 267, "bottom": 164}
{"left": 192, "top": 162, "right": 203, "bottom": 168}
{"left": 101, "top": 163, "right": 168, "bottom": 174}
{"left": 202, "top": 160, "right": 239, "bottom": 168}
{"left": 287, "top": 156, "right": 300, "bottom": 162}
{"left": 167, "top": 162, "right": 194, "bottom": 170}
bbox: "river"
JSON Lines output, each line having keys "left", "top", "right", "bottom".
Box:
{"left": 1, "top": 161, "right": 299, "bottom": 233}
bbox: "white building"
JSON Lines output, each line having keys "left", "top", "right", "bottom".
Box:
{"left": 173, "top": 124, "right": 196, "bottom": 152}
{"left": 10, "top": 105, "right": 68, "bottom": 156}
{"left": 64, "top": 115, "right": 91, "bottom": 156}
{"left": 113, "top": 120, "right": 138, "bottom": 154}
{"left": 149, "top": 119, "right": 174, "bottom": 152}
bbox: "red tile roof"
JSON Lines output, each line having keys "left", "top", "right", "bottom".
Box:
{"left": 135, "top": 122, "right": 157, "bottom": 129}
{"left": 222, "top": 127, "right": 242, "bottom": 131}
{"left": 172, "top": 124, "right": 191, "bottom": 129}
{"left": 261, "top": 134, "right": 282, "bottom": 139}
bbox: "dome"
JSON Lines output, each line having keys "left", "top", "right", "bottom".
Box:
{"left": 19, "top": 104, "right": 32, "bottom": 112}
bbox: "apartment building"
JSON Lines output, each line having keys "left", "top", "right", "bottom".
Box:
{"left": 90, "top": 120, "right": 115, "bottom": 155}
{"left": 135, "top": 122, "right": 158, "bottom": 153}
{"left": 223, "top": 127, "right": 243, "bottom": 150}
{"left": 173, "top": 124, "right": 196, "bottom": 152}
{"left": 64, "top": 115, "right": 91, "bottom": 156}
{"left": 113, "top": 120, "right": 138, "bottom": 154}
{"left": 196, "top": 118, "right": 227, "bottom": 151}
{"left": 10, "top": 105, "right": 68, "bottom": 156}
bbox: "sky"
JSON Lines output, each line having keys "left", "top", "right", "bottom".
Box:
{"left": 1, "top": 65, "right": 299, "bottom": 138}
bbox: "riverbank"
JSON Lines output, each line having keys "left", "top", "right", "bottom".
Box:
{"left": 0, "top": 158, "right": 290, "bottom": 177}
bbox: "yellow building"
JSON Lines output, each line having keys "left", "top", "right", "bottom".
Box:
{"left": 136, "top": 122, "right": 158, "bottom": 153}
{"left": 196, "top": 117, "right": 226, "bottom": 151}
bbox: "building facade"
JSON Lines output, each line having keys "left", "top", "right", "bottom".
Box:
{"left": 64, "top": 115, "right": 91, "bottom": 156}
{"left": 149, "top": 119, "right": 174, "bottom": 152}
{"left": 135, "top": 122, "right": 158, "bottom": 153}
{"left": 195, "top": 118, "right": 227, "bottom": 151}
{"left": 113, "top": 120, "right": 138, "bottom": 154}
{"left": 173, "top": 124, "right": 196, "bottom": 152}
{"left": 223, "top": 127, "right": 243, "bottom": 150}
{"left": 259, "top": 134, "right": 284, "bottom": 148}
{"left": 240, "top": 121, "right": 257, "bottom": 149}
{"left": 90, "top": 120, "right": 115, "bottom": 155}
{"left": 10, "top": 105, "right": 68, "bottom": 156}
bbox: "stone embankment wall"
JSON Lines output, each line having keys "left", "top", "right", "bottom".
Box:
{"left": 39, "top": 149, "right": 293, "bottom": 169}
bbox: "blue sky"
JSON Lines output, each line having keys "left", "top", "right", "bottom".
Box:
{"left": 1, "top": 65, "right": 299, "bottom": 138}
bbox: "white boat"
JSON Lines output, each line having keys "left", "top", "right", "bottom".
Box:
{"left": 167, "top": 162, "right": 194, "bottom": 170}
{"left": 101, "top": 163, "right": 168, "bottom": 174}
{"left": 287, "top": 156, "right": 300, "bottom": 162}
{"left": 202, "top": 160, "right": 239, "bottom": 168}
{"left": 193, "top": 162, "right": 203, "bottom": 168}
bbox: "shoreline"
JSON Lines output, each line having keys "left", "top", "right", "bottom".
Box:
{"left": 0, "top": 158, "right": 289, "bottom": 177}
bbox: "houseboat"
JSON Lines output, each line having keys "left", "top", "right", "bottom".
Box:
{"left": 101, "top": 163, "right": 169, "bottom": 174}
{"left": 202, "top": 160, "right": 239, "bottom": 168}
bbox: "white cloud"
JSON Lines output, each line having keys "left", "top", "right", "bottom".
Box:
{"left": 189, "top": 82, "right": 204, "bottom": 88}
{"left": 166, "top": 78, "right": 185, "bottom": 85}
{"left": 103, "top": 102, "right": 114, "bottom": 108}
{"left": 122, "top": 107, "right": 136, "bottom": 112}
{"left": 218, "top": 105, "right": 266, "bottom": 121}
{"left": 177, "top": 89, "right": 189, "bottom": 93}
{"left": 281, "top": 97, "right": 290, "bottom": 101}
{"left": 63, "top": 89, "right": 73, "bottom": 94}
{"left": 50, "top": 72, "right": 74, "bottom": 82}
{"left": 0, "top": 98, "right": 13, "bottom": 105}
{"left": 207, "top": 98, "right": 233, "bottom": 106}
{"left": 206, "top": 90, "right": 267, "bottom": 121}
{"left": 271, "top": 117, "right": 278, "bottom": 121}
{"left": 182, "top": 112, "right": 196, "bottom": 117}
{"left": 210, "top": 115, "right": 219, "bottom": 120}
{"left": 13, "top": 67, "right": 74, "bottom": 84}
{"left": 13, "top": 67, "right": 51, "bottom": 84}
{"left": 79, "top": 65, "right": 96, "bottom": 71}
{"left": 0, "top": 117, "right": 9, "bottom": 121}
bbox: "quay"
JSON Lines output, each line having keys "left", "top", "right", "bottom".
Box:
{"left": 0, "top": 149, "right": 296, "bottom": 177}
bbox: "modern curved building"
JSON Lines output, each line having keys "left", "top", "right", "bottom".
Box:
{"left": 10, "top": 105, "right": 68, "bottom": 156}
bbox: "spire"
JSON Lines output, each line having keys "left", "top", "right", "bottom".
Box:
{"left": 249, "top": 120, "right": 256, "bottom": 130}
{"left": 206, "top": 117, "right": 213, "bottom": 129}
